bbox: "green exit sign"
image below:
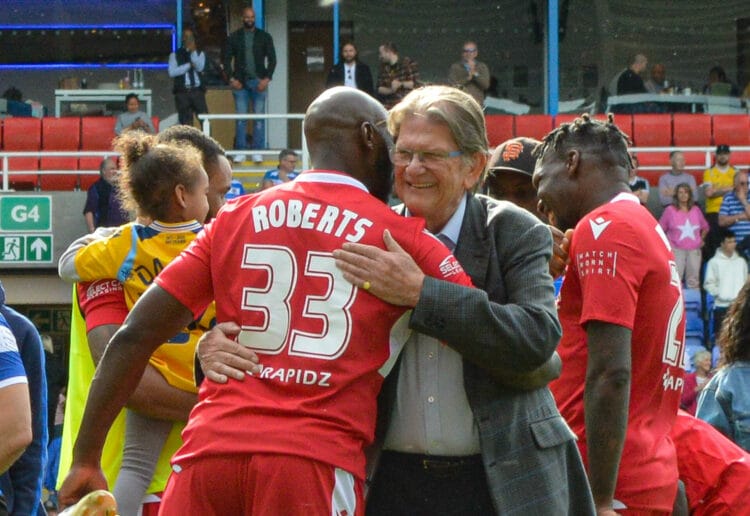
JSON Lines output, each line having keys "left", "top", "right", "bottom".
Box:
{"left": 0, "top": 195, "right": 52, "bottom": 232}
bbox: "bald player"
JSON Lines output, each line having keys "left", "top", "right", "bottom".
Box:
{"left": 58, "top": 87, "right": 473, "bottom": 515}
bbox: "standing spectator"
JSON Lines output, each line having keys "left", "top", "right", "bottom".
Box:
{"left": 697, "top": 281, "right": 750, "bottom": 452}
{"left": 718, "top": 170, "right": 750, "bottom": 257}
{"left": 448, "top": 41, "right": 490, "bottom": 106}
{"left": 82, "top": 158, "right": 130, "bottom": 233}
{"left": 114, "top": 94, "right": 155, "bottom": 136}
{"left": 223, "top": 6, "right": 276, "bottom": 164}
{"left": 704, "top": 229, "right": 748, "bottom": 341}
{"left": 658, "top": 183, "right": 709, "bottom": 289}
{"left": 681, "top": 350, "right": 714, "bottom": 415}
{"left": 644, "top": 63, "right": 669, "bottom": 93}
{"left": 616, "top": 54, "right": 648, "bottom": 95}
{"left": 703, "top": 145, "right": 736, "bottom": 259}
{"left": 261, "top": 149, "right": 298, "bottom": 190}
{"left": 44, "top": 386, "right": 65, "bottom": 513}
{"left": 376, "top": 42, "right": 418, "bottom": 109}
{"left": 168, "top": 26, "right": 208, "bottom": 126}
{"left": 0, "top": 281, "right": 46, "bottom": 515}
{"left": 628, "top": 153, "right": 650, "bottom": 205}
{"left": 534, "top": 114, "right": 686, "bottom": 513}
{"left": 658, "top": 151, "right": 698, "bottom": 207}
{"left": 325, "top": 41, "right": 374, "bottom": 96}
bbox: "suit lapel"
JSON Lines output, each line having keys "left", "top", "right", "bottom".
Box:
{"left": 455, "top": 194, "right": 490, "bottom": 290}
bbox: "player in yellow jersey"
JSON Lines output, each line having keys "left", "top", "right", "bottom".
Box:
{"left": 59, "top": 132, "right": 211, "bottom": 516}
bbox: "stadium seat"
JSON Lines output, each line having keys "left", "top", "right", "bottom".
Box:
{"left": 731, "top": 150, "right": 750, "bottom": 168}
{"left": 79, "top": 116, "right": 117, "bottom": 172}
{"left": 712, "top": 115, "right": 750, "bottom": 146}
{"left": 484, "top": 115, "right": 514, "bottom": 148}
{"left": 40, "top": 117, "right": 81, "bottom": 190}
{"left": 683, "top": 287, "right": 702, "bottom": 311}
{"left": 634, "top": 152, "right": 672, "bottom": 179}
{"left": 631, "top": 114, "right": 672, "bottom": 147}
{"left": 672, "top": 114, "right": 712, "bottom": 147}
{"left": 2, "top": 117, "right": 41, "bottom": 190}
{"left": 514, "top": 114, "right": 553, "bottom": 140}
{"left": 554, "top": 114, "right": 632, "bottom": 139}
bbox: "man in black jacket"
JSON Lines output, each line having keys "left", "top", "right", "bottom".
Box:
{"left": 168, "top": 27, "right": 208, "bottom": 126}
{"left": 325, "top": 41, "right": 374, "bottom": 97}
{"left": 223, "top": 6, "right": 276, "bottom": 163}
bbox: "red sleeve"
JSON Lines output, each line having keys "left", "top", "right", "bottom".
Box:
{"left": 409, "top": 228, "right": 473, "bottom": 288}
{"left": 154, "top": 219, "right": 215, "bottom": 318}
{"left": 574, "top": 214, "right": 642, "bottom": 330}
{"left": 77, "top": 280, "right": 128, "bottom": 332}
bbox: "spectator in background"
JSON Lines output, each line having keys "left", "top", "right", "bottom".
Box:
{"left": 681, "top": 349, "right": 713, "bottom": 415}
{"left": 325, "top": 41, "right": 374, "bottom": 96}
{"left": 658, "top": 151, "right": 698, "bottom": 207}
{"left": 82, "top": 158, "right": 130, "bottom": 233}
{"left": 261, "top": 149, "right": 298, "bottom": 190}
{"left": 44, "top": 386, "right": 65, "bottom": 513}
{"left": 628, "top": 153, "right": 650, "bottom": 205}
{"left": 448, "top": 41, "right": 490, "bottom": 106}
{"left": 616, "top": 54, "right": 648, "bottom": 95}
{"left": 376, "top": 42, "right": 418, "bottom": 109}
{"left": 0, "top": 311, "right": 31, "bottom": 477}
{"left": 645, "top": 63, "right": 669, "bottom": 93}
{"left": 114, "top": 94, "right": 155, "bottom": 136}
{"left": 225, "top": 178, "right": 245, "bottom": 200}
{"left": 703, "top": 145, "right": 736, "bottom": 260}
{"left": 697, "top": 281, "right": 750, "bottom": 452}
{"left": 703, "top": 65, "right": 739, "bottom": 97}
{"left": 718, "top": 170, "right": 750, "bottom": 257}
{"left": 0, "top": 281, "right": 46, "bottom": 515}
{"left": 168, "top": 27, "right": 208, "bottom": 126}
{"left": 704, "top": 229, "right": 748, "bottom": 342}
{"left": 658, "top": 183, "right": 709, "bottom": 289}
{"left": 223, "top": 6, "right": 276, "bottom": 164}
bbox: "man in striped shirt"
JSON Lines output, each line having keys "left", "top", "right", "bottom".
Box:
{"left": 719, "top": 170, "right": 750, "bottom": 258}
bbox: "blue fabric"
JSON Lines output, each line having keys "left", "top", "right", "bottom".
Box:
{"left": 719, "top": 191, "right": 750, "bottom": 241}
{"left": 0, "top": 282, "right": 48, "bottom": 516}
{"left": 232, "top": 78, "right": 267, "bottom": 150}
{"left": 696, "top": 360, "right": 750, "bottom": 452}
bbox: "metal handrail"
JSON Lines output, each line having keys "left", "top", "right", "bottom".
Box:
{"left": 1, "top": 150, "right": 117, "bottom": 191}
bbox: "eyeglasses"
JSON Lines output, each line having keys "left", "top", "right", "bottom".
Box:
{"left": 463, "top": 48, "right": 477, "bottom": 53}
{"left": 390, "top": 147, "right": 463, "bottom": 167}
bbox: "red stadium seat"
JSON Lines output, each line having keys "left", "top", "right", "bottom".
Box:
{"left": 80, "top": 116, "right": 117, "bottom": 171}
{"left": 712, "top": 115, "right": 750, "bottom": 147}
{"left": 484, "top": 115, "right": 514, "bottom": 148}
{"left": 40, "top": 117, "right": 81, "bottom": 190}
{"left": 673, "top": 114, "right": 712, "bottom": 147}
{"left": 730, "top": 150, "right": 750, "bottom": 168}
{"left": 634, "top": 151, "right": 672, "bottom": 175}
{"left": 3, "top": 117, "right": 41, "bottom": 190}
{"left": 514, "top": 115, "right": 553, "bottom": 140}
{"left": 631, "top": 114, "right": 672, "bottom": 147}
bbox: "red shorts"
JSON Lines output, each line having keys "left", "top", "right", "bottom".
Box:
{"left": 158, "top": 454, "right": 364, "bottom": 515}
{"left": 141, "top": 493, "right": 161, "bottom": 516}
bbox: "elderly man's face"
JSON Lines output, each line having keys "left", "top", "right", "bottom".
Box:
{"left": 394, "top": 115, "right": 482, "bottom": 233}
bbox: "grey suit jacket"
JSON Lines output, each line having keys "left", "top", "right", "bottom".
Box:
{"left": 375, "top": 194, "right": 595, "bottom": 515}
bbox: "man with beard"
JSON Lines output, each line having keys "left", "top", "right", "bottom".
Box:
{"left": 223, "top": 6, "right": 276, "bottom": 163}
{"left": 326, "top": 41, "right": 374, "bottom": 96}
{"left": 533, "top": 114, "right": 686, "bottom": 515}
{"left": 703, "top": 144, "right": 736, "bottom": 259}
{"left": 57, "top": 87, "right": 473, "bottom": 514}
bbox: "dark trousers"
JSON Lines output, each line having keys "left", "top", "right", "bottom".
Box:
{"left": 366, "top": 451, "right": 494, "bottom": 515}
{"left": 174, "top": 88, "right": 208, "bottom": 126}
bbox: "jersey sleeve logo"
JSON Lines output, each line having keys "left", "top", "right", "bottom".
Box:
{"left": 439, "top": 255, "right": 465, "bottom": 278}
{"left": 589, "top": 216, "right": 612, "bottom": 240}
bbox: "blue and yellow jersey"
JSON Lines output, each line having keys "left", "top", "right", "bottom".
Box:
{"left": 72, "top": 221, "right": 215, "bottom": 393}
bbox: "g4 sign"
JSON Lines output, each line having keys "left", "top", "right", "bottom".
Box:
{"left": 0, "top": 196, "right": 52, "bottom": 232}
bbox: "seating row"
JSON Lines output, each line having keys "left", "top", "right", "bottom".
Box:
{"left": 485, "top": 113, "right": 750, "bottom": 149}
{"left": 0, "top": 116, "right": 159, "bottom": 190}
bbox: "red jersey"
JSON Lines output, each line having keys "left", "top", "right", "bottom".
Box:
{"left": 155, "top": 171, "right": 473, "bottom": 480}
{"left": 77, "top": 280, "right": 128, "bottom": 331}
{"left": 550, "top": 193, "right": 685, "bottom": 512}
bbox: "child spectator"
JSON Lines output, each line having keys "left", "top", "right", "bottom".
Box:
{"left": 659, "top": 182, "right": 709, "bottom": 289}
{"left": 58, "top": 132, "right": 212, "bottom": 516}
{"left": 704, "top": 229, "right": 749, "bottom": 338}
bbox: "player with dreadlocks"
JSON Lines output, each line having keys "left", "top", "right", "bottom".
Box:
{"left": 532, "top": 114, "right": 687, "bottom": 515}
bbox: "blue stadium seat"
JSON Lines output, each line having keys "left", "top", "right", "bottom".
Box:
{"left": 683, "top": 288, "right": 701, "bottom": 312}
{"left": 685, "top": 311, "right": 704, "bottom": 337}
